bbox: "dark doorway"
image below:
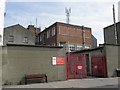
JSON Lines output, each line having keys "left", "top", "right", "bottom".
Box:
{"left": 86, "top": 54, "right": 90, "bottom": 76}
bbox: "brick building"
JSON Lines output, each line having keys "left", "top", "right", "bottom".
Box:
{"left": 36, "top": 22, "right": 96, "bottom": 52}
{"left": 27, "top": 25, "right": 41, "bottom": 35}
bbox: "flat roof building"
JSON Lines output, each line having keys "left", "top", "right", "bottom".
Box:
{"left": 36, "top": 22, "right": 97, "bottom": 52}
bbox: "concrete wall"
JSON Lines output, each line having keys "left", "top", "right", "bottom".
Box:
{"left": 0, "top": 47, "right": 2, "bottom": 88}
{"left": 2, "top": 45, "right": 66, "bottom": 85}
{"left": 104, "top": 22, "right": 120, "bottom": 45}
{"left": 105, "top": 45, "right": 118, "bottom": 77}
{"left": 117, "top": 22, "right": 120, "bottom": 45}
{"left": 104, "top": 25, "right": 116, "bottom": 44}
{"left": 3, "top": 24, "right": 35, "bottom": 45}
{"left": 91, "top": 35, "right": 97, "bottom": 49}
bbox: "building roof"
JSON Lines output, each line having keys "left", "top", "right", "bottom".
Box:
{"left": 100, "top": 43, "right": 120, "bottom": 46}
{"left": 104, "top": 21, "right": 120, "bottom": 29}
{"left": 5, "top": 44, "right": 63, "bottom": 48}
{"left": 56, "top": 22, "right": 91, "bottom": 29}
{"left": 68, "top": 43, "right": 120, "bottom": 54}
{"left": 4, "top": 24, "right": 26, "bottom": 30}
{"left": 68, "top": 46, "right": 103, "bottom": 54}
{"left": 38, "top": 22, "right": 91, "bottom": 35}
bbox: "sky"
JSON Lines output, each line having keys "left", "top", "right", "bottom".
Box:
{"left": 4, "top": 1, "right": 119, "bottom": 45}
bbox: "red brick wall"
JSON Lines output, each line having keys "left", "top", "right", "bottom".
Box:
{"left": 38, "top": 22, "right": 92, "bottom": 48}
{"left": 56, "top": 23, "right": 92, "bottom": 46}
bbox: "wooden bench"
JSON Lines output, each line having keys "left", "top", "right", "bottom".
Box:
{"left": 25, "top": 74, "right": 47, "bottom": 84}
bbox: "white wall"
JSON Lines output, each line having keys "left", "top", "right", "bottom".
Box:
{"left": 118, "top": 1, "right": 120, "bottom": 21}
{"left": 0, "top": 0, "right": 5, "bottom": 46}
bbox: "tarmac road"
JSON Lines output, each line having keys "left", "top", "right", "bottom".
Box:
{"left": 2, "top": 77, "right": 119, "bottom": 88}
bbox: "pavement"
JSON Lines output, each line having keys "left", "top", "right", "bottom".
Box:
{"left": 2, "top": 77, "right": 119, "bottom": 88}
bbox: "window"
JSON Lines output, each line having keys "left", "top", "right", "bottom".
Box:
{"left": 59, "top": 42, "right": 66, "bottom": 47}
{"left": 77, "top": 45, "right": 83, "bottom": 50}
{"left": 8, "top": 35, "right": 14, "bottom": 42}
{"left": 23, "top": 37, "right": 28, "bottom": 43}
{"left": 47, "top": 30, "right": 50, "bottom": 38}
{"left": 69, "top": 44, "right": 75, "bottom": 51}
{"left": 36, "top": 36, "right": 39, "bottom": 43}
{"left": 85, "top": 45, "right": 90, "bottom": 49}
{"left": 40, "top": 36, "right": 42, "bottom": 42}
{"left": 52, "top": 27, "right": 56, "bottom": 36}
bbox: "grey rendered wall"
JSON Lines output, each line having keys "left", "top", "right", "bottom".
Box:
{"left": 105, "top": 45, "right": 118, "bottom": 77}
{"left": 3, "top": 25, "right": 35, "bottom": 45}
{"left": 91, "top": 35, "right": 97, "bottom": 49}
{"left": 2, "top": 46, "right": 66, "bottom": 85}
{"left": 104, "top": 25, "right": 116, "bottom": 44}
{"left": 104, "top": 22, "right": 120, "bottom": 45}
{"left": 117, "top": 22, "right": 120, "bottom": 45}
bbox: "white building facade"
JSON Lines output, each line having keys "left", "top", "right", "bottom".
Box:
{"left": 118, "top": 1, "right": 120, "bottom": 21}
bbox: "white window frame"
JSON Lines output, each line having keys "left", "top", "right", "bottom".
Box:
{"left": 77, "top": 45, "right": 83, "bottom": 50}
{"left": 40, "top": 35, "right": 42, "bottom": 42}
{"left": 85, "top": 45, "right": 90, "bottom": 49}
{"left": 52, "top": 27, "right": 56, "bottom": 36}
{"left": 47, "top": 30, "right": 50, "bottom": 38}
{"left": 23, "top": 37, "right": 28, "bottom": 43}
{"left": 69, "top": 44, "right": 75, "bottom": 51}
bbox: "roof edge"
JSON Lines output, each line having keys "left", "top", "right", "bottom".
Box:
{"left": 5, "top": 44, "right": 63, "bottom": 48}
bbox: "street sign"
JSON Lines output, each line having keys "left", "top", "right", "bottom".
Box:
{"left": 52, "top": 57, "right": 65, "bottom": 65}
{"left": 77, "top": 65, "right": 82, "bottom": 69}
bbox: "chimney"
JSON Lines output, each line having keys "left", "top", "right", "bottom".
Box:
{"left": 27, "top": 25, "right": 41, "bottom": 34}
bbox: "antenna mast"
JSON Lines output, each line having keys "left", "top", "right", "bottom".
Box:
{"left": 35, "top": 18, "right": 37, "bottom": 35}
{"left": 113, "top": 4, "right": 118, "bottom": 44}
{"left": 65, "top": 8, "right": 71, "bottom": 24}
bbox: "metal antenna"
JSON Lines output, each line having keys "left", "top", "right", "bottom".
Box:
{"left": 35, "top": 18, "right": 37, "bottom": 35}
{"left": 65, "top": 7, "right": 71, "bottom": 24}
{"left": 113, "top": 4, "right": 118, "bottom": 44}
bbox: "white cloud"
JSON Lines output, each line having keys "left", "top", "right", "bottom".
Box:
{"left": 6, "top": 0, "right": 119, "bottom": 2}
{"left": 4, "top": 2, "right": 119, "bottom": 45}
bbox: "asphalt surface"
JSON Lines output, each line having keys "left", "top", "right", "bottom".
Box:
{"left": 3, "top": 77, "right": 119, "bottom": 88}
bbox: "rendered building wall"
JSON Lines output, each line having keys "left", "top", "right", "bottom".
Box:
{"left": 2, "top": 45, "right": 66, "bottom": 85}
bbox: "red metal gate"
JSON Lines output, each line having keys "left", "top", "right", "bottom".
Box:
{"left": 66, "top": 53, "right": 87, "bottom": 79}
{"left": 91, "top": 55, "right": 107, "bottom": 77}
